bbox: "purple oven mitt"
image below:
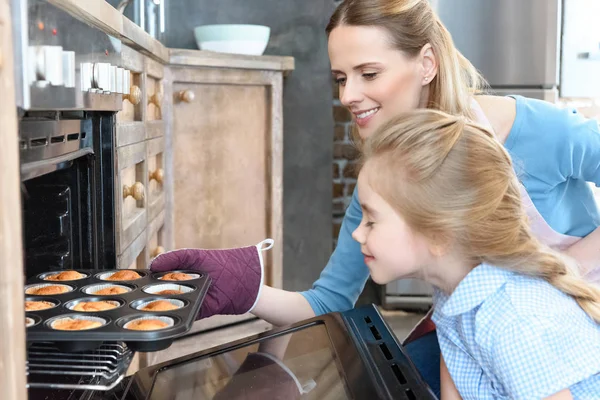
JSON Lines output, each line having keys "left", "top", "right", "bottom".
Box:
{"left": 149, "top": 239, "right": 274, "bottom": 319}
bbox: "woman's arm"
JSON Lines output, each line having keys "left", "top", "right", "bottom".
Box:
{"left": 252, "top": 286, "right": 316, "bottom": 326}
{"left": 440, "top": 354, "right": 462, "bottom": 400}
{"left": 564, "top": 225, "right": 600, "bottom": 276}
{"left": 253, "top": 188, "right": 370, "bottom": 327}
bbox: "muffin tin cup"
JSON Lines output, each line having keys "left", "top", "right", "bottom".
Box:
{"left": 25, "top": 297, "right": 60, "bottom": 312}
{"left": 24, "top": 269, "right": 211, "bottom": 352}
{"left": 25, "top": 283, "right": 73, "bottom": 296}
{"left": 39, "top": 270, "right": 89, "bottom": 281}
{"left": 49, "top": 315, "right": 108, "bottom": 331}
{"left": 133, "top": 298, "right": 186, "bottom": 312}
{"left": 26, "top": 315, "right": 40, "bottom": 328}
{"left": 120, "top": 315, "right": 179, "bottom": 352}
{"left": 82, "top": 283, "right": 134, "bottom": 296}
{"left": 153, "top": 270, "right": 202, "bottom": 281}
{"left": 96, "top": 270, "right": 147, "bottom": 281}
{"left": 142, "top": 283, "right": 195, "bottom": 295}
{"left": 65, "top": 298, "right": 123, "bottom": 312}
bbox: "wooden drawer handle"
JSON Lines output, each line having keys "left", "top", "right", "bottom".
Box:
{"left": 123, "top": 182, "right": 145, "bottom": 201}
{"left": 152, "top": 246, "right": 165, "bottom": 258}
{"left": 178, "top": 89, "right": 195, "bottom": 103}
{"left": 149, "top": 168, "right": 164, "bottom": 184}
{"left": 149, "top": 91, "right": 163, "bottom": 109}
{"left": 124, "top": 85, "right": 141, "bottom": 105}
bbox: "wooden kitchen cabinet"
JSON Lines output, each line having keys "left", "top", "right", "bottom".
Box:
{"left": 166, "top": 51, "right": 293, "bottom": 291}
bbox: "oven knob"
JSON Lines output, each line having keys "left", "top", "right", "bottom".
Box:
{"left": 30, "top": 45, "right": 64, "bottom": 85}
{"left": 108, "top": 65, "right": 117, "bottom": 93}
{"left": 62, "top": 51, "right": 76, "bottom": 88}
{"left": 93, "top": 62, "right": 111, "bottom": 91}
{"left": 80, "top": 63, "right": 93, "bottom": 91}
{"left": 122, "top": 69, "right": 131, "bottom": 95}
{"left": 115, "top": 67, "right": 125, "bottom": 94}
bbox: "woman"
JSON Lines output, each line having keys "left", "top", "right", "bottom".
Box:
{"left": 151, "top": 0, "right": 600, "bottom": 396}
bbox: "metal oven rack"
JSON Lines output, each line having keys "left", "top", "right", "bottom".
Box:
{"left": 26, "top": 342, "right": 133, "bottom": 391}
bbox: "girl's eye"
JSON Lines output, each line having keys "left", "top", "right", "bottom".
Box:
{"left": 365, "top": 221, "right": 374, "bottom": 227}
{"left": 362, "top": 73, "right": 377, "bottom": 80}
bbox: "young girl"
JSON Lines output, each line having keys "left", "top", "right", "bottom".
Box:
{"left": 352, "top": 109, "right": 600, "bottom": 400}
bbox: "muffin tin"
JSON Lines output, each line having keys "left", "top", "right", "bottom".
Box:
{"left": 24, "top": 269, "right": 210, "bottom": 352}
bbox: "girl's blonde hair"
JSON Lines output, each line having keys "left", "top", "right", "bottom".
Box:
{"left": 361, "top": 109, "right": 600, "bottom": 322}
{"left": 327, "top": 0, "right": 487, "bottom": 119}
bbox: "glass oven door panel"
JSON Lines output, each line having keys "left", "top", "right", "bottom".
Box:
{"left": 148, "top": 324, "right": 349, "bottom": 400}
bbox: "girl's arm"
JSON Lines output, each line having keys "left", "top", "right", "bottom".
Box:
{"left": 440, "top": 354, "right": 462, "bottom": 400}
{"left": 564, "top": 226, "right": 600, "bottom": 276}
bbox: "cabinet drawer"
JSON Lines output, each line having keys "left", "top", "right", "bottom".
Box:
{"left": 117, "top": 229, "right": 147, "bottom": 270}
{"left": 146, "top": 57, "right": 164, "bottom": 122}
{"left": 118, "top": 46, "right": 145, "bottom": 124}
{"left": 146, "top": 137, "right": 165, "bottom": 223}
{"left": 116, "top": 141, "right": 147, "bottom": 255}
{"left": 147, "top": 210, "right": 166, "bottom": 261}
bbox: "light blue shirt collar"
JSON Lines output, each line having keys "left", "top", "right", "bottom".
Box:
{"left": 438, "top": 263, "right": 514, "bottom": 317}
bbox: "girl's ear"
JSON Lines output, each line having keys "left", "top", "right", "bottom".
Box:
{"left": 428, "top": 232, "right": 452, "bottom": 257}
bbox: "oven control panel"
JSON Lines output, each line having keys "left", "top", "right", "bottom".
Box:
{"left": 12, "top": 0, "right": 127, "bottom": 111}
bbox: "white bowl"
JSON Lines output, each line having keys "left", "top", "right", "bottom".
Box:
{"left": 194, "top": 24, "right": 271, "bottom": 56}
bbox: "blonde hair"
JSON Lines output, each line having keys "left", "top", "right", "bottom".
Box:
{"left": 327, "top": 0, "right": 487, "bottom": 119}
{"left": 361, "top": 109, "right": 600, "bottom": 322}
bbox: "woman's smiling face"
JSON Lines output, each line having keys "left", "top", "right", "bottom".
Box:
{"left": 328, "top": 25, "right": 428, "bottom": 139}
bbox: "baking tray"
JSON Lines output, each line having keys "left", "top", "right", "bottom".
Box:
{"left": 24, "top": 269, "right": 210, "bottom": 352}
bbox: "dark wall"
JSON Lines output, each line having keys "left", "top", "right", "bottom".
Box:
{"left": 110, "top": 0, "right": 338, "bottom": 291}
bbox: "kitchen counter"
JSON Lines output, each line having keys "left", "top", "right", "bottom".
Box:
{"left": 50, "top": 0, "right": 294, "bottom": 71}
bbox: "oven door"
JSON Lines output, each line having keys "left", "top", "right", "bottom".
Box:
{"left": 122, "top": 305, "right": 435, "bottom": 400}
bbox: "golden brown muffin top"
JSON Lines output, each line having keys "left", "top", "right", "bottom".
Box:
{"left": 106, "top": 270, "right": 142, "bottom": 281}
{"left": 156, "top": 289, "right": 183, "bottom": 295}
{"left": 72, "top": 301, "right": 118, "bottom": 312}
{"left": 159, "top": 272, "right": 193, "bottom": 281}
{"left": 94, "top": 286, "right": 128, "bottom": 295}
{"left": 52, "top": 318, "right": 103, "bottom": 331}
{"left": 25, "top": 301, "right": 55, "bottom": 311}
{"left": 45, "top": 271, "right": 85, "bottom": 281}
{"left": 27, "top": 285, "right": 70, "bottom": 295}
{"left": 125, "top": 319, "right": 169, "bottom": 331}
{"left": 141, "top": 300, "right": 179, "bottom": 311}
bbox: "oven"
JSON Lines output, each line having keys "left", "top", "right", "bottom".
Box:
{"left": 31, "top": 305, "right": 436, "bottom": 400}
{"left": 11, "top": 0, "right": 134, "bottom": 396}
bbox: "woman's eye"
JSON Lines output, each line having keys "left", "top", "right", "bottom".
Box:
{"left": 334, "top": 77, "right": 346, "bottom": 86}
{"left": 362, "top": 73, "right": 378, "bottom": 80}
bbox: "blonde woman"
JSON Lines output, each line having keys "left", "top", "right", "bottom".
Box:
{"left": 151, "top": 0, "right": 600, "bottom": 395}
{"left": 352, "top": 109, "right": 600, "bottom": 399}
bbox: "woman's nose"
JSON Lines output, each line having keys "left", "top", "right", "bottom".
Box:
{"left": 339, "top": 79, "right": 363, "bottom": 107}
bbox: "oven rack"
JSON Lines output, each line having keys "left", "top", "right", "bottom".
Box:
{"left": 26, "top": 341, "right": 133, "bottom": 391}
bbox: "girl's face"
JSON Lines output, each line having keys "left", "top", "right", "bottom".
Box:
{"left": 328, "top": 25, "right": 431, "bottom": 139}
{"left": 351, "top": 164, "right": 435, "bottom": 284}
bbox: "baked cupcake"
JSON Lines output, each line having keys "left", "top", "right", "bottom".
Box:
{"left": 94, "top": 286, "right": 129, "bottom": 295}
{"left": 72, "top": 301, "right": 119, "bottom": 312}
{"left": 25, "top": 300, "right": 55, "bottom": 311}
{"left": 26, "top": 285, "right": 71, "bottom": 295}
{"left": 159, "top": 272, "right": 194, "bottom": 281}
{"left": 44, "top": 270, "right": 85, "bottom": 281}
{"left": 141, "top": 300, "right": 180, "bottom": 311}
{"left": 156, "top": 289, "right": 183, "bottom": 295}
{"left": 52, "top": 318, "right": 103, "bottom": 331}
{"left": 125, "top": 319, "right": 170, "bottom": 331}
{"left": 105, "top": 270, "right": 142, "bottom": 281}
